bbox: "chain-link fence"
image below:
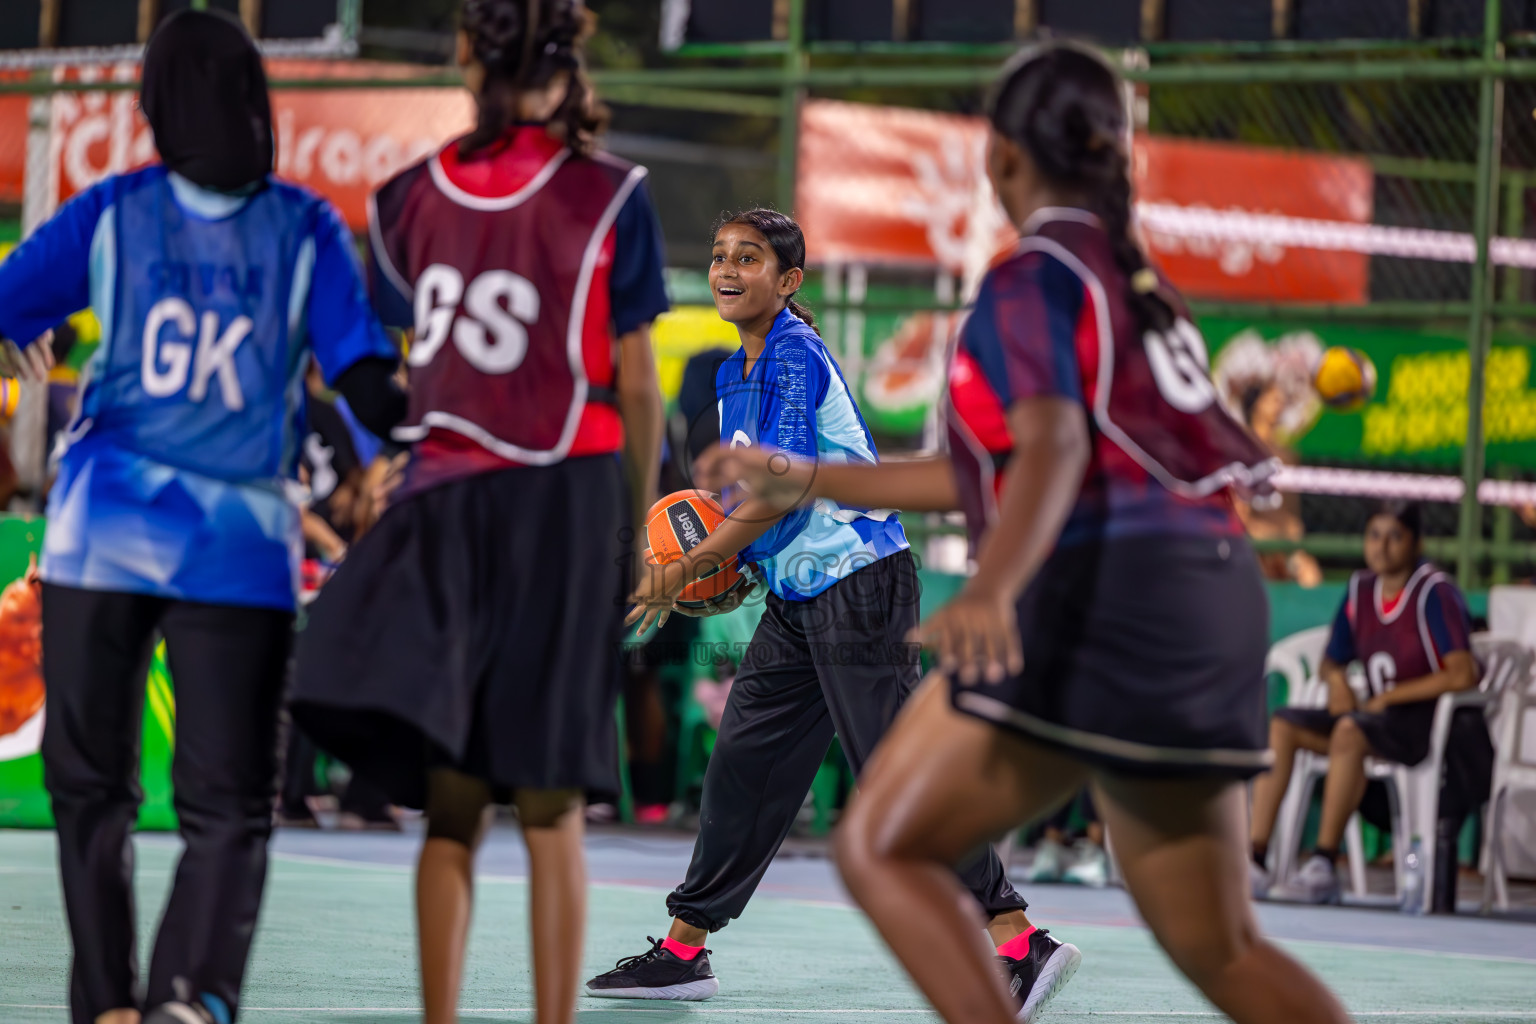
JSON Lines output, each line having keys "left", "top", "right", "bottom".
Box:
{"left": 2, "top": 1, "right": 1535, "bottom": 586}
{"left": 582, "top": 8, "right": 1536, "bottom": 587}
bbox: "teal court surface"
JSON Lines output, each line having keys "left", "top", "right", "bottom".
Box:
{"left": 3, "top": 826, "right": 1535, "bottom": 1023}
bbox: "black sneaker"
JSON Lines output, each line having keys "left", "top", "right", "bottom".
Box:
{"left": 586, "top": 936, "right": 720, "bottom": 1001}
{"left": 998, "top": 929, "right": 1082, "bottom": 1023}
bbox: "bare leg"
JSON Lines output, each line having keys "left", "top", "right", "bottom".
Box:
{"left": 418, "top": 770, "right": 495, "bottom": 1024}
{"left": 1094, "top": 773, "right": 1352, "bottom": 1024}
{"left": 96, "top": 1012, "right": 140, "bottom": 1024}
{"left": 984, "top": 909, "right": 1033, "bottom": 947}
{"left": 1248, "top": 718, "right": 1328, "bottom": 850}
{"left": 517, "top": 789, "right": 587, "bottom": 1024}
{"left": 835, "top": 675, "right": 1089, "bottom": 1024}
{"left": 667, "top": 919, "right": 708, "bottom": 946}
{"left": 1316, "top": 717, "right": 1372, "bottom": 851}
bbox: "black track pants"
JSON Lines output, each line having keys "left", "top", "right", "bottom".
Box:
{"left": 666, "top": 550, "right": 1027, "bottom": 932}
{"left": 41, "top": 583, "right": 292, "bottom": 1024}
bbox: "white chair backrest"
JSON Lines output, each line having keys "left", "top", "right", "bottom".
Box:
{"left": 1266, "top": 625, "right": 1332, "bottom": 708}
{"left": 1472, "top": 635, "right": 1536, "bottom": 770}
{"left": 1475, "top": 635, "right": 1536, "bottom": 770}
{"left": 1471, "top": 633, "right": 1534, "bottom": 698}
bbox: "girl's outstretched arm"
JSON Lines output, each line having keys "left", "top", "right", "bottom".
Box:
{"left": 696, "top": 446, "right": 961, "bottom": 514}
{"left": 917, "top": 397, "right": 1089, "bottom": 683}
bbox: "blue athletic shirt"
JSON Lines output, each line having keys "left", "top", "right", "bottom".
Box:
{"left": 717, "top": 307, "right": 908, "bottom": 601}
{"left": 0, "top": 166, "right": 396, "bottom": 610}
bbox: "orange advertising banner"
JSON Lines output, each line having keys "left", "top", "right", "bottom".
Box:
{"left": 0, "top": 61, "right": 472, "bottom": 229}
{"left": 1133, "top": 136, "right": 1373, "bottom": 303}
{"left": 797, "top": 99, "right": 1008, "bottom": 270}
{"left": 0, "top": 71, "right": 29, "bottom": 204}
{"left": 796, "top": 98, "right": 1374, "bottom": 304}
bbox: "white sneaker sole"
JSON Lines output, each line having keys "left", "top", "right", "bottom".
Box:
{"left": 586, "top": 978, "right": 720, "bottom": 1001}
{"left": 1018, "top": 943, "right": 1082, "bottom": 1024}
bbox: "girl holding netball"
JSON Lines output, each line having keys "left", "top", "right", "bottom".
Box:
{"left": 0, "top": 12, "right": 405, "bottom": 1024}
{"left": 703, "top": 43, "right": 1351, "bottom": 1024}
{"left": 591, "top": 210, "right": 1079, "bottom": 1023}
{"left": 290, "top": 2, "right": 667, "bottom": 1023}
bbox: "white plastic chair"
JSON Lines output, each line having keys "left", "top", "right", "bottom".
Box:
{"left": 1264, "top": 625, "right": 1332, "bottom": 708}
{"left": 1480, "top": 644, "right": 1536, "bottom": 913}
{"left": 1271, "top": 632, "right": 1524, "bottom": 911}
{"left": 1265, "top": 626, "right": 1373, "bottom": 896}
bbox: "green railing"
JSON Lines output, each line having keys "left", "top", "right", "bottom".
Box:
{"left": 0, "top": 1, "right": 1530, "bottom": 583}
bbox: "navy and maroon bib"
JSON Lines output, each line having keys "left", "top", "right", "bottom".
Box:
{"left": 371, "top": 130, "right": 645, "bottom": 483}
{"left": 1346, "top": 563, "right": 1456, "bottom": 695}
{"left": 947, "top": 210, "right": 1276, "bottom": 550}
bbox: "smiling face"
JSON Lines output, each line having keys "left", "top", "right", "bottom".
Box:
{"left": 1364, "top": 514, "right": 1419, "bottom": 578}
{"left": 710, "top": 222, "right": 801, "bottom": 328}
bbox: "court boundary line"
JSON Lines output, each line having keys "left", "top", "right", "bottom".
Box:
{"left": 260, "top": 850, "right": 1536, "bottom": 968}
{"left": 7, "top": 1005, "right": 1536, "bottom": 1018}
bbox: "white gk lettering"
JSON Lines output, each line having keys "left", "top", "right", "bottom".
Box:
{"left": 141, "top": 297, "right": 250, "bottom": 410}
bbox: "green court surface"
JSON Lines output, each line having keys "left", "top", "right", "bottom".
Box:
{"left": 2, "top": 829, "right": 1534, "bottom": 1023}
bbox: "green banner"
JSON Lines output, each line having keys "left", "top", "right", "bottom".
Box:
{"left": 0, "top": 518, "right": 176, "bottom": 830}
{"left": 1202, "top": 318, "right": 1536, "bottom": 469}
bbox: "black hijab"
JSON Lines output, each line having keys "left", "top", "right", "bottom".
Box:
{"left": 140, "top": 10, "right": 273, "bottom": 193}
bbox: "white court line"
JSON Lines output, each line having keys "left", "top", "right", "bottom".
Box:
{"left": 258, "top": 853, "right": 1536, "bottom": 976}
{"left": 4, "top": 1006, "right": 1535, "bottom": 1018}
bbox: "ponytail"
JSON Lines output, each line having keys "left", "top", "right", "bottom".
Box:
{"left": 787, "top": 298, "right": 818, "bottom": 333}
{"left": 1098, "top": 152, "right": 1175, "bottom": 335}
{"left": 989, "top": 43, "right": 1173, "bottom": 336}
{"left": 458, "top": 0, "right": 609, "bottom": 160}
{"left": 716, "top": 208, "right": 821, "bottom": 337}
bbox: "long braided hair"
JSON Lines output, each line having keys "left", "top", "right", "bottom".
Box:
{"left": 458, "top": 0, "right": 609, "bottom": 159}
{"left": 987, "top": 43, "right": 1174, "bottom": 336}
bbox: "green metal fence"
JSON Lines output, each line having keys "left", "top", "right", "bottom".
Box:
{"left": 2, "top": 0, "right": 1535, "bottom": 582}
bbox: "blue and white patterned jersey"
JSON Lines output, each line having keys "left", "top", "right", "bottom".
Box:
{"left": 717, "top": 307, "right": 908, "bottom": 601}
{"left": 0, "top": 166, "right": 396, "bottom": 610}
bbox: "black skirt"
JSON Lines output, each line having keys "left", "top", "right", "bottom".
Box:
{"left": 290, "top": 456, "right": 628, "bottom": 808}
{"left": 950, "top": 534, "right": 1272, "bottom": 779}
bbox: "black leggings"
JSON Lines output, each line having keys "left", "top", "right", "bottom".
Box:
{"left": 41, "top": 584, "right": 292, "bottom": 1024}
{"left": 666, "top": 551, "right": 1028, "bottom": 932}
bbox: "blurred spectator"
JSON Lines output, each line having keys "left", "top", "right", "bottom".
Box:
{"left": 611, "top": 347, "right": 738, "bottom": 825}
{"left": 691, "top": 598, "right": 767, "bottom": 732}
{"left": 276, "top": 365, "right": 399, "bottom": 831}
{"left": 1236, "top": 382, "right": 1322, "bottom": 587}
{"left": 623, "top": 613, "right": 699, "bottom": 824}
{"left": 1248, "top": 501, "right": 1489, "bottom": 907}
{"left": 671, "top": 348, "right": 733, "bottom": 478}
{"left": 1025, "top": 790, "right": 1109, "bottom": 888}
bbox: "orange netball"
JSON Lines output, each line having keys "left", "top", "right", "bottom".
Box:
{"left": 644, "top": 490, "right": 745, "bottom": 608}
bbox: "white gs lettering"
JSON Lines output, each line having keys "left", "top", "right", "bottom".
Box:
{"left": 141, "top": 297, "right": 250, "bottom": 409}
{"left": 457, "top": 270, "right": 539, "bottom": 373}
{"left": 409, "top": 264, "right": 462, "bottom": 368}
{"left": 410, "top": 264, "right": 540, "bottom": 374}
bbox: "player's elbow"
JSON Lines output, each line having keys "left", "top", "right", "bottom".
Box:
{"left": 617, "top": 372, "right": 662, "bottom": 408}
{"left": 1444, "top": 652, "right": 1479, "bottom": 692}
{"left": 1008, "top": 399, "right": 1091, "bottom": 478}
